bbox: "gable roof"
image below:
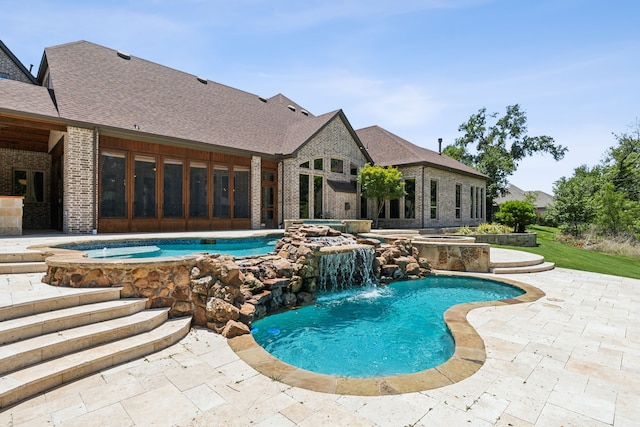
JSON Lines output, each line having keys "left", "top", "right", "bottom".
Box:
{"left": 356, "top": 125, "right": 487, "bottom": 179}
{"left": 0, "top": 40, "right": 38, "bottom": 84}
{"left": 0, "top": 78, "right": 59, "bottom": 119}
{"left": 40, "top": 40, "right": 333, "bottom": 157}
{"left": 495, "top": 184, "right": 554, "bottom": 208}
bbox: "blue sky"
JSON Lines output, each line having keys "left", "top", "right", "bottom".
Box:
{"left": 3, "top": 0, "right": 638, "bottom": 194}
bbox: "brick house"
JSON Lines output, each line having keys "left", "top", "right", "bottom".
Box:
{"left": 0, "top": 40, "right": 487, "bottom": 234}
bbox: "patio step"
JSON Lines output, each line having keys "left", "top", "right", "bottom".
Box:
{"left": 0, "top": 252, "right": 48, "bottom": 274}
{"left": 489, "top": 248, "right": 555, "bottom": 274}
{"left": 0, "top": 298, "right": 148, "bottom": 345}
{"left": 0, "top": 316, "right": 191, "bottom": 409}
{"left": 0, "top": 287, "right": 192, "bottom": 408}
{"left": 491, "top": 261, "right": 555, "bottom": 274}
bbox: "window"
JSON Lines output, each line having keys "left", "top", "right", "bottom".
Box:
{"left": 480, "top": 187, "right": 485, "bottom": 219}
{"left": 299, "top": 174, "right": 309, "bottom": 218}
{"left": 404, "top": 178, "right": 415, "bottom": 219}
{"left": 234, "top": 168, "right": 250, "bottom": 218}
{"left": 330, "top": 158, "right": 344, "bottom": 174}
{"left": 189, "top": 161, "right": 208, "bottom": 218}
{"left": 100, "top": 152, "right": 126, "bottom": 218}
{"left": 476, "top": 187, "right": 480, "bottom": 219}
{"left": 313, "top": 176, "right": 323, "bottom": 217}
{"left": 470, "top": 186, "right": 475, "bottom": 219}
{"left": 430, "top": 180, "right": 438, "bottom": 219}
{"left": 13, "top": 169, "right": 45, "bottom": 203}
{"left": 455, "top": 183, "right": 462, "bottom": 219}
{"left": 350, "top": 163, "right": 358, "bottom": 176}
{"left": 0, "top": 72, "right": 8, "bottom": 79}
{"left": 390, "top": 198, "right": 400, "bottom": 218}
{"left": 313, "top": 158, "right": 323, "bottom": 171}
{"left": 213, "top": 166, "right": 230, "bottom": 218}
{"left": 163, "top": 159, "right": 183, "bottom": 218}
{"left": 133, "top": 155, "right": 157, "bottom": 218}
{"left": 300, "top": 161, "right": 310, "bottom": 169}
{"left": 262, "top": 171, "right": 275, "bottom": 182}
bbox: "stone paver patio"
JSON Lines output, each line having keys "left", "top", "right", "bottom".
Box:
{"left": 0, "top": 234, "right": 638, "bottom": 426}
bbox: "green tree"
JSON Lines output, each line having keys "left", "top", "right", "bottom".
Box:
{"left": 358, "top": 164, "right": 405, "bottom": 228}
{"left": 546, "top": 166, "right": 600, "bottom": 236}
{"left": 603, "top": 120, "right": 640, "bottom": 202}
{"left": 443, "top": 104, "right": 567, "bottom": 218}
{"left": 494, "top": 200, "right": 537, "bottom": 233}
{"left": 594, "top": 182, "right": 640, "bottom": 237}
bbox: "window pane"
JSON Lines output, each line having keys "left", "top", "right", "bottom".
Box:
{"left": 330, "top": 158, "right": 343, "bottom": 173}
{"left": 213, "top": 166, "right": 230, "bottom": 218}
{"left": 100, "top": 153, "right": 126, "bottom": 218}
{"left": 350, "top": 163, "right": 358, "bottom": 176}
{"left": 13, "top": 170, "right": 27, "bottom": 197}
{"left": 313, "top": 158, "right": 323, "bottom": 171}
{"left": 299, "top": 174, "right": 309, "bottom": 218}
{"left": 300, "top": 161, "right": 310, "bottom": 169}
{"left": 134, "top": 156, "right": 156, "bottom": 218}
{"left": 313, "top": 176, "right": 323, "bottom": 218}
{"left": 262, "top": 171, "right": 275, "bottom": 182}
{"left": 32, "top": 171, "right": 44, "bottom": 202}
{"left": 404, "top": 179, "right": 415, "bottom": 219}
{"left": 430, "top": 180, "right": 437, "bottom": 219}
{"left": 390, "top": 198, "right": 399, "bottom": 218}
{"left": 163, "top": 160, "right": 183, "bottom": 218}
{"left": 234, "top": 169, "right": 250, "bottom": 218}
{"left": 455, "top": 183, "right": 461, "bottom": 219}
{"left": 189, "top": 162, "right": 208, "bottom": 218}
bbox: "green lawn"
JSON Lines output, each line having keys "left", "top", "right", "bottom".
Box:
{"left": 495, "top": 225, "right": 640, "bottom": 279}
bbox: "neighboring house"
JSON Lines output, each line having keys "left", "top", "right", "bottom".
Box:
{"left": 494, "top": 184, "right": 554, "bottom": 214}
{"left": 0, "top": 40, "right": 488, "bottom": 234}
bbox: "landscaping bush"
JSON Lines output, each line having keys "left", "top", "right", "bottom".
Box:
{"left": 495, "top": 200, "right": 537, "bottom": 233}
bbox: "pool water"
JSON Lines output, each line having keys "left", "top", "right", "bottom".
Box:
{"left": 63, "top": 237, "right": 281, "bottom": 259}
{"left": 251, "top": 276, "right": 524, "bottom": 378}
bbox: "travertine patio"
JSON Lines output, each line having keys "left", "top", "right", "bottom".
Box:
{"left": 0, "top": 234, "right": 638, "bottom": 426}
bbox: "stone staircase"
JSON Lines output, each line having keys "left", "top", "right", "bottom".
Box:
{"left": 489, "top": 248, "right": 555, "bottom": 274}
{"left": 0, "top": 251, "right": 48, "bottom": 274}
{"left": 0, "top": 287, "right": 191, "bottom": 409}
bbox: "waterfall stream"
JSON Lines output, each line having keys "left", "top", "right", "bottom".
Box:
{"left": 317, "top": 246, "right": 377, "bottom": 291}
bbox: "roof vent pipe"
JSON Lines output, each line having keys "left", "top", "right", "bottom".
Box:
{"left": 438, "top": 137, "right": 443, "bottom": 155}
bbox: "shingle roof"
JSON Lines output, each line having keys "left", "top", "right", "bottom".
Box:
{"left": 42, "top": 41, "right": 332, "bottom": 156}
{"left": 356, "top": 125, "right": 487, "bottom": 178}
{"left": 0, "top": 78, "right": 59, "bottom": 119}
{"left": 495, "top": 184, "right": 554, "bottom": 208}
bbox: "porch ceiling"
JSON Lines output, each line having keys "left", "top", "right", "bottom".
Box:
{"left": 0, "top": 116, "right": 66, "bottom": 153}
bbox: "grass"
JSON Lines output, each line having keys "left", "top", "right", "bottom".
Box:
{"left": 495, "top": 225, "right": 640, "bottom": 279}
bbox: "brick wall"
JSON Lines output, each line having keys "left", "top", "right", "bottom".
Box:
{"left": 0, "top": 148, "right": 51, "bottom": 229}
{"left": 64, "top": 127, "right": 96, "bottom": 233}
{"left": 281, "top": 115, "right": 368, "bottom": 220}
{"left": 0, "top": 48, "right": 34, "bottom": 83}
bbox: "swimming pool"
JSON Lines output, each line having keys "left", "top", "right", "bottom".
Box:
{"left": 58, "top": 236, "right": 281, "bottom": 259}
{"left": 251, "top": 275, "right": 524, "bottom": 378}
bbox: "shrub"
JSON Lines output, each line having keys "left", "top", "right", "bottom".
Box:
{"left": 495, "top": 200, "right": 537, "bottom": 233}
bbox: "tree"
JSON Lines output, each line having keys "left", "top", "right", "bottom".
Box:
{"left": 443, "top": 104, "right": 567, "bottom": 218}
{"left": 603, "top": 120, "right": 640, "bottom": 202}
{"left": 494, "top": 200, "right": 536, "bottom": 233}
{"left": 358, "top": 164, "right": 405, "bottom": 228}
{"left": 546, "top": 165, "right": 600, "bottom": 236}
{"left": 594, "top": 182, "right": 640, "bottom": 237}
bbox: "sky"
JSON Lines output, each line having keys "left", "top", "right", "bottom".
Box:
{"left": 2, "top": 0, "right": 638, "bottom": 194}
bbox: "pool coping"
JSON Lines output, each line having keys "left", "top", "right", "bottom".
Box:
{"left": 227, "top": 271, "right": 545, "bottom": 396}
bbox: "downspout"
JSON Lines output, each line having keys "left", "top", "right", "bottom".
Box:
{"left": 92, "top": 127, "right": 99, "bottom": 234}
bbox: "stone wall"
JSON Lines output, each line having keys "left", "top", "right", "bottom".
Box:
{"left": 43, "top": 226, "right": 431, "bottom": 338}
{"left": 0, "top": 196, "right": 23, "bottom": 235}
{"left": 471, "top": 232, "right": 537, "bottom": 247}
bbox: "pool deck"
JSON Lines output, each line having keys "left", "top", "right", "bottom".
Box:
{"left": 1, "top": 231, "right": 639, "bottom": 426}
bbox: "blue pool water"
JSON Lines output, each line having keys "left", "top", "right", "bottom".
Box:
{"left": 251, "top": 276, "right": 524, "bottom": 378}
{"left": 60, "top": 236, "right": 281, "bottom": 259}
